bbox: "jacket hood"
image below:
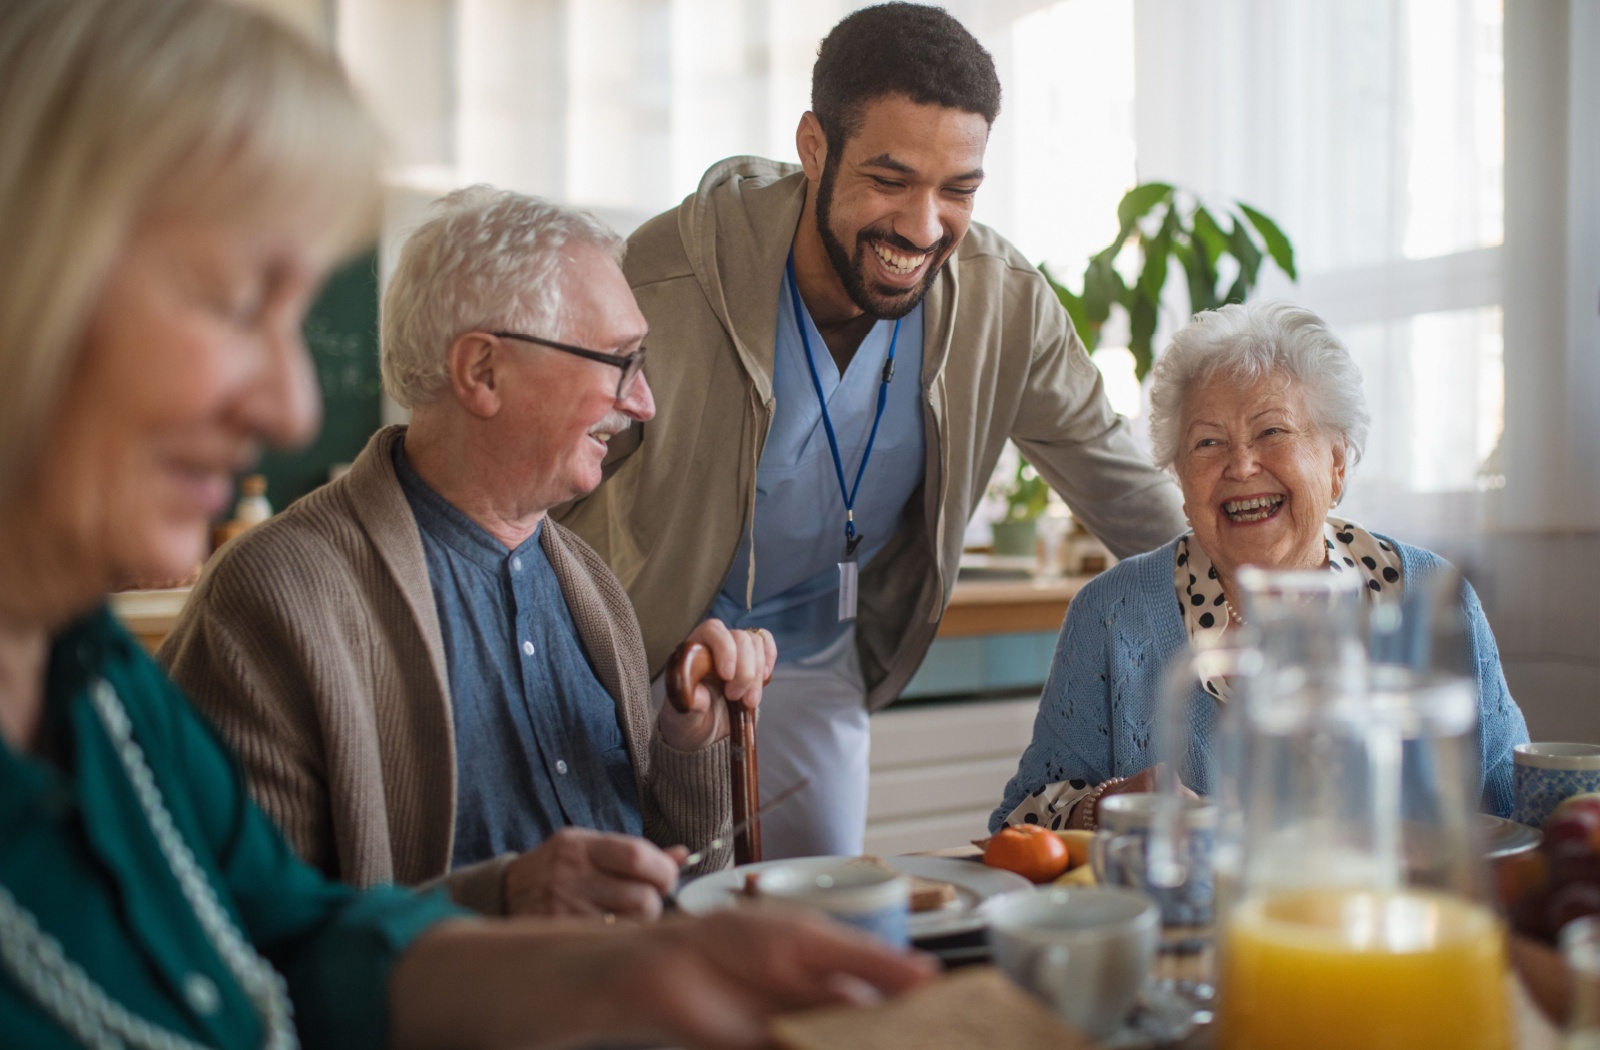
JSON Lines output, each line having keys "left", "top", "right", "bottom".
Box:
{"left": 676, "top": 157, "right": 806, "bottom": 402}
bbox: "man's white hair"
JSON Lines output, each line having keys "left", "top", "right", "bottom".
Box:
{"left": 1147, "top": 301, "right": 1370, "bottom": 483}
{"left": 381, "top": 185, "right": 624, "bottom": 408}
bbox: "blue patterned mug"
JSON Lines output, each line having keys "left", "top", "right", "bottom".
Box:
{"left": 1512, "top": 743, "right": 1600, "bottom": 828}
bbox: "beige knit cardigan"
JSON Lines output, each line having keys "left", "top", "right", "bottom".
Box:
{"left": 160, "top": 426, "right": 731, "bottom": 914}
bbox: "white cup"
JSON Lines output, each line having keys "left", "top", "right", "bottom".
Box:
{"left": 748, "top": 858, "right": 911, "bottom": 947}
{"left": 982, "top": 885, "right": 1159, "bottom": 1040}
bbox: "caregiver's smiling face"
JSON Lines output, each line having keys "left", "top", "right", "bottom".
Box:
{"left": 811, "top": 93, "right": 988, "bottom": 320}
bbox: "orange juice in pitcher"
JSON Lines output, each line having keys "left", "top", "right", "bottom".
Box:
{"left": 1194, "top": 568, "right": 1511, "bottom": 1050}
{"left": 1217, "top": 888, "right": 1511, "bottom": 1050}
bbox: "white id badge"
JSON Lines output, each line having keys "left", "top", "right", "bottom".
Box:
{"left": 837, "top": 560, "right": 859, "bottom": 621}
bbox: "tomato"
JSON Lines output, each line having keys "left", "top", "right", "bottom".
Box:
{"left": 982, "top": 824, "right": 1072, "bottom": 883}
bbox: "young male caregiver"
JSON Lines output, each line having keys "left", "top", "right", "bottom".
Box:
{"left": 556, "top": 2, "right": 1186, "bottom": 856}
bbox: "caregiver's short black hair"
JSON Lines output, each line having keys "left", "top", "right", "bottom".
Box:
{"left": 811, "top": 4, "right": 1001, "bottom": 153}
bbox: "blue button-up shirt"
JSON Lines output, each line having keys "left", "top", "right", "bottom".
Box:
{"left": 394, "top": 443, "right": 641, "bottom": 868}
{"left": 711, "top": 268, "right": 926, "bottom": 661}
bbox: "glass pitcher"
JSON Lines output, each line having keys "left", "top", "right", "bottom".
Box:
{"left": 1209, "top": 566, "right": 1511, "bottom": 1050}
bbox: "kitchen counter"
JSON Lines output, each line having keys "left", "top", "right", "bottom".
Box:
{"left": 114, "top": 571, "right": 1092, "bottom": 654}
{"left": 109, "top": 587, "right": 191, "bottom": 653}
{"left": 936, "top": 574, "right": 1089, "bottom": 638}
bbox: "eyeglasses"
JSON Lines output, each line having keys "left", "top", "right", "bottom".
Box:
{"left": 490, "top": 331, "right": 647, "bottom": 401}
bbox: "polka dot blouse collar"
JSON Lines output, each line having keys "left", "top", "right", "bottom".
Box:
{"left": 1175, "top": 518, "right": 1404, "bottom": 701}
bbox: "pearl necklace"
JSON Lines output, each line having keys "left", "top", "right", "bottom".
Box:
{"left": 0, "top": 679, "right": 297, "bottom": 1050}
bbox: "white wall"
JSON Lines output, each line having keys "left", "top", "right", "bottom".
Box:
{"left": 1482, "top": 0, "right": 1599, "bottom": 744}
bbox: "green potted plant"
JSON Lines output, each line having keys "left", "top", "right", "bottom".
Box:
{"left": 1040, "top": 182, "right": 1297, "bottom": 380}
{"left": 989, "top": 455, "right": 1051, "bottom": 557}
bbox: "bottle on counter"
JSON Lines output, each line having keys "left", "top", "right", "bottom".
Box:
{"left": 212, "top": 474, "right": 273, "bottom": 550}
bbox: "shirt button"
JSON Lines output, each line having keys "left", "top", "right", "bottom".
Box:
{"left": 555, "top": 759, "right": 568, "bottom": 775}
{"left": 511, "top": 557, "right": 523, "bottom": 572}
{"left": 522, "top": 640, "right": 535, "bottom": 656}
{"left": 184, "top": 972, "right": 221, "bottom": 1016}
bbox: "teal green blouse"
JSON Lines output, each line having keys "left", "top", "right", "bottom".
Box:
{"left": 0, "top": 609, "right": 465, "bottom": 1049}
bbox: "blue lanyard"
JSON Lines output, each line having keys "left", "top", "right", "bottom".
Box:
{"left": 785, "top": 249, "right": 899, "bottom": 558}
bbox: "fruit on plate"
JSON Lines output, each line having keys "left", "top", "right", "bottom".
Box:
{"left": 1054, "top": 862, "right": 1097, "bottom": 887}
{"left": 982, "top": 824, "right": 1072, "bottom": 883}
{"left": 1545, "top": 802, "right": 1600, "bottom": 852}
{"left": 1504, "top": 799, "right": 1600, "bottom": 943}
{"left": 1053, "top": 829, "right": 1095, "bottom": 870}
{"left": 1551, "top": 792, "right": 1600, "bottom": 825}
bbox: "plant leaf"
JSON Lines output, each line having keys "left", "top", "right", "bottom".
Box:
{"left": 1129, "top": 293, "right": 1158, "bottom": 382}
{"left": 1225, "top": 214, "right": 1262, "bottom": 303}
{"left": 1083, "top": 254, "right": 1122, "bottom": 326}
{"left": 1191, "top": 206, "right": 1229, "bottom": 268}
{"left": 1174, "top": 240, "right": 1220, "bottom": 313}
{"left": 1115, "top": 182, "right": 1173, "bottom": 242}
{"left": 1137, "top": 230, "right": 1172, "bottom": 304}
{"left": 1040, "top": 262, "right": 1096, "bottom": 353}
{"left": 1238, "top": 202, "right": 1297, "bottom": 280}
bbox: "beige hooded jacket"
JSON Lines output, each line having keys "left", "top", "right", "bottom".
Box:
{"left": 555, "top": 158, "right": 1186, "bottom": 711}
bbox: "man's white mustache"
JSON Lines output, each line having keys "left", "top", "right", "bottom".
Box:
{"left": 588, "top": 413, "right": 634, "bottom": 437}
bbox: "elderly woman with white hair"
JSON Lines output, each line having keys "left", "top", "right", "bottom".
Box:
{"left": 992, "top": 301, "right": 1528, "bottom": 831}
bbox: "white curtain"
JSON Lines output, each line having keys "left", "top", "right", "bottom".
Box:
{"left": 1132, "top": 0, "right": 1508, "bottom": 542}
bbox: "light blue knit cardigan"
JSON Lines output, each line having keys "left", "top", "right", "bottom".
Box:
{"left": 991, "top": 535, "right": 1530, "bottom": 830}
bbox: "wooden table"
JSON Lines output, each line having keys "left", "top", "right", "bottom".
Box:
{"left": 917, "top": 847, "right": 1562, "bottom": 1049}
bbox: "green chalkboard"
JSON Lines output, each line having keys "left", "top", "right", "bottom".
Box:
{"left": 253, "top": 248, "right": 383, "bottom": 510}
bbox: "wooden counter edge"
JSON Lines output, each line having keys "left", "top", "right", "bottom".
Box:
{"left": 936, "top": 574, "right": 1090, "bottom": 639}
{"left": 109, "top": 587, "right": 192, "bottom": 654}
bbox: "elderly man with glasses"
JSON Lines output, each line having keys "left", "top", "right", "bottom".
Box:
{"left": 161, "top": 187, "right": 774, "bottom": 920}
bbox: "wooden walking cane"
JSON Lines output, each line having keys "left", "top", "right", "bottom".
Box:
{"left": 665, "top": 641, "right": 763, "bottom": 864}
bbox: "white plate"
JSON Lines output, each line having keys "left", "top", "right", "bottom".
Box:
{"left": 676, "top": 855, "right": 1032, "bottom": 940}
{"left": 1481, "top": 813, "right": 1541, "bottom": 859}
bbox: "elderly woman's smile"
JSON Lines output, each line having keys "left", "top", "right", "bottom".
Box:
{"left": 1178, "top": 373, "right": 1346, "bottom": 590}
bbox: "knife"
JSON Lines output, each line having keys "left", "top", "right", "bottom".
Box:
{"left": 677, "top": 777, "right": 811, "bottom": 873}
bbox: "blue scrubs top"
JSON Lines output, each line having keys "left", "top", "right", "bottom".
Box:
{"left": 711, "top": 267, "right": 926, "bottom": 662}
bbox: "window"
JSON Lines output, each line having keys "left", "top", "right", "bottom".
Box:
{"left": 1133, "top": 0, "right": 1506, "bottom": 531}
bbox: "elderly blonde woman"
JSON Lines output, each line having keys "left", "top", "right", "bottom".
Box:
{"left": 992, "top": 302, "right": 1529, "bottom": 832}
{"left": 0, "top": 1, "right": 930, "bottom": 1047}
